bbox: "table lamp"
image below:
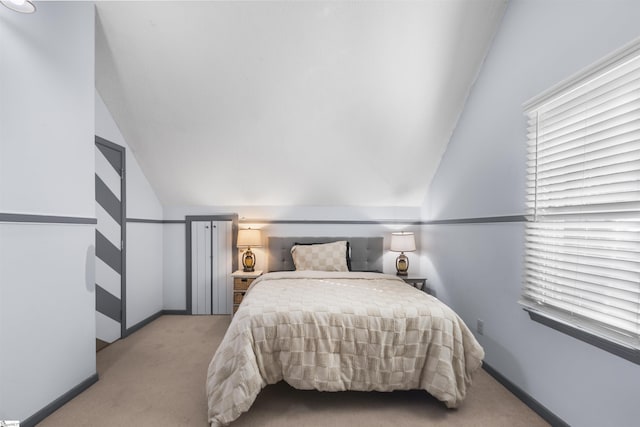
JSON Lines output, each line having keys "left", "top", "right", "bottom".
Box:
{"left": 390, "top": 232, "right": 416, "bottom": 276}
{"left": 237, "top": 228, "right": 262, "bottom": 272}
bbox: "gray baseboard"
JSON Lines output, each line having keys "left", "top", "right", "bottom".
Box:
{"left": 20, "top": 373, "right": 98, "bottom": 427}
{"left": 482, "top": 363, "right": 569, "bottom": 427}
{"left": 125, "top": 309, "right": 190, "bottom": 336}
{"left": 125, "top": 310, "right": 164, "bottom": 336}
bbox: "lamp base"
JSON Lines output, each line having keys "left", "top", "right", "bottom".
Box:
{"left": 395, "top": 252, "right": 409, "bottom": 276}
{"left": 242, "top": 249, "right": 256, "bottom": 272}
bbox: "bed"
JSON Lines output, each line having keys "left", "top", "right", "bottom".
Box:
{"left": 206, "top": 237, "right": 484, "bottom": 427}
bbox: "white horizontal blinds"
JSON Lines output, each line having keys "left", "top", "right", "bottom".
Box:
{"left": 522, "top": 45, "right": 640, "bottom": 350}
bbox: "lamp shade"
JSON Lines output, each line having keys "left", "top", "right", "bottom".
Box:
{"left": 390, "top": 232, "right": 416, "bottom": 252}
{"left": 237, "top": 228, "right": 262, "bottom": 247}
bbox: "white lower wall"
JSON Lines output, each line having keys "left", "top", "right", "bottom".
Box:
{"left": 0, "top": 224, "right": 96, "bottom": 421}
{"left": 163, "top": 223, "right": 187, "bottom": 310}
{"left": 126, "top": 223, "right": 164, "bottom": 327}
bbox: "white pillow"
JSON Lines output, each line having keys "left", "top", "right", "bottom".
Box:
{"left": 291, "top": 241, "right": 349, "bottom": 272}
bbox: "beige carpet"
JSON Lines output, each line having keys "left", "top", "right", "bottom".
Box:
{"left": 38, "top": 315, "right": 548, "bottom": 427}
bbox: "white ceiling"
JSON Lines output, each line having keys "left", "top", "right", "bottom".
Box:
{"left": 96, "top": 0, "right": 507, "bottom": 208}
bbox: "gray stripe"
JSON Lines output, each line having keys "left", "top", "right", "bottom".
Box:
{"left": 95, "top": 136, "right": 122, "bottom": 172}
{"left": 187, "top": 214, "right": 237, "bottom": 222}
{"left": 425, "top": 215, "right": 527, "bottom": 225}
{"left": 96, "top": 230, "right": 121, "bottom": 274}
{"left": 96, "top": 284, "right": 121, "bottom": 322}
{"left": 0, "top": 213, "right": 96, "bottom": 224}
{"left": 130, "top": 216, "right": 526, "bottom": 226}
{"left": 239, "top": 219, "right": 424, "bottom": 225}
{"left": 95, "top": 175, "right": 122, "bottom": 225}
{"left": 236, "top": 215, "right": 526, "bottom": 225}
{"left": 127, "top": 218, "right": 185, "bottom": 224}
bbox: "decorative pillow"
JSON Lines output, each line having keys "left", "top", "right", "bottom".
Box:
{"left": 291, "top": 241, "right": 350, "bottom": 272}
{"left": 294, "top": 241, "right": 351, "bottom": 271}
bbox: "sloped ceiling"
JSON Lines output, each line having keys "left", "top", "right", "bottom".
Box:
{"left": 96, "top": 0, "right": 507, "bottom": 207}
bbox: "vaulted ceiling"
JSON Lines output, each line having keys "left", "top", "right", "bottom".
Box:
{"left": 95, "top": 0, "right": 507, "bottom": 207}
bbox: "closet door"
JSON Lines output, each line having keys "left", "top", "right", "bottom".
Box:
{"left": 212, "top": 221, "right": 232, "bottom": 315}
{"left": 191, "top": 221, "right": 213, "bottom": 315}
{"left": 190, "top": 220, "right": 232, "bottom": 315}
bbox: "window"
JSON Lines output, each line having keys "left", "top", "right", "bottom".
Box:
{"left": 521, "top": 39, "right": 640, "bottom": 362}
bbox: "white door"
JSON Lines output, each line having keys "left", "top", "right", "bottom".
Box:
{"left": 191, "top": 221, "right": 213, "bottom": 315}
{"left": 191, "top": 221, "right": 232, "bottom": 315}
{"left": 212, "top": 221, "right": 232, "bottom": 314}
{"left": 95, "top": 137, "right": 125, "bottom": 343}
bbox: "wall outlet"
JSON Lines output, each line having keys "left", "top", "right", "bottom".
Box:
{"left": 477, "top": 319, "right": 484, "bottom": 335}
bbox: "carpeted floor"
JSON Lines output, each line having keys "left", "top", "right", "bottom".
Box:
{"left": 38, "top": 315, "right": 548, "bottom": 427}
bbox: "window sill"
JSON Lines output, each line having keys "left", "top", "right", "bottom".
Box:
{"left": 525, "top": 309, "right": 640, "bottom": 366}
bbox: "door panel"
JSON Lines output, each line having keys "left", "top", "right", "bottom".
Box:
{"left": 95, "top": 137, "right": 125, "bottom": 343}
{"left": 213, "top": 221, "right": 232, "bottom": 315}
{"left": 191, "top": 221, "right": 213, "bottom": 315}
{"left": 191, "top": 220, "right": 232, "bottom": 315}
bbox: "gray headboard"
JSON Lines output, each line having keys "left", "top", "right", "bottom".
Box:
{"left": 267, "top": 237, "right": 383, "bottom": 273}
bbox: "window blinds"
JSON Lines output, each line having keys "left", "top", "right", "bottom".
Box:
{"left": 522, "top": 42, "right": 640, "bottom": 351}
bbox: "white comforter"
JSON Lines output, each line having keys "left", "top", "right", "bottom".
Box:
{"left": 206, "top": 271, "right": 484, "bottom": 426}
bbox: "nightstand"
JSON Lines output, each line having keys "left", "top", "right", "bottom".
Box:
{"left": 231, "top": 270, "right": 263, "bottom": 315}
{"left": 402, "top": 277, "right": 431, "bottom": 295}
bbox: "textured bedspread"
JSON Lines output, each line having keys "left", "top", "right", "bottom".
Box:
{"left": 206, "top": 271, "right": 484, "bottom": 426}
